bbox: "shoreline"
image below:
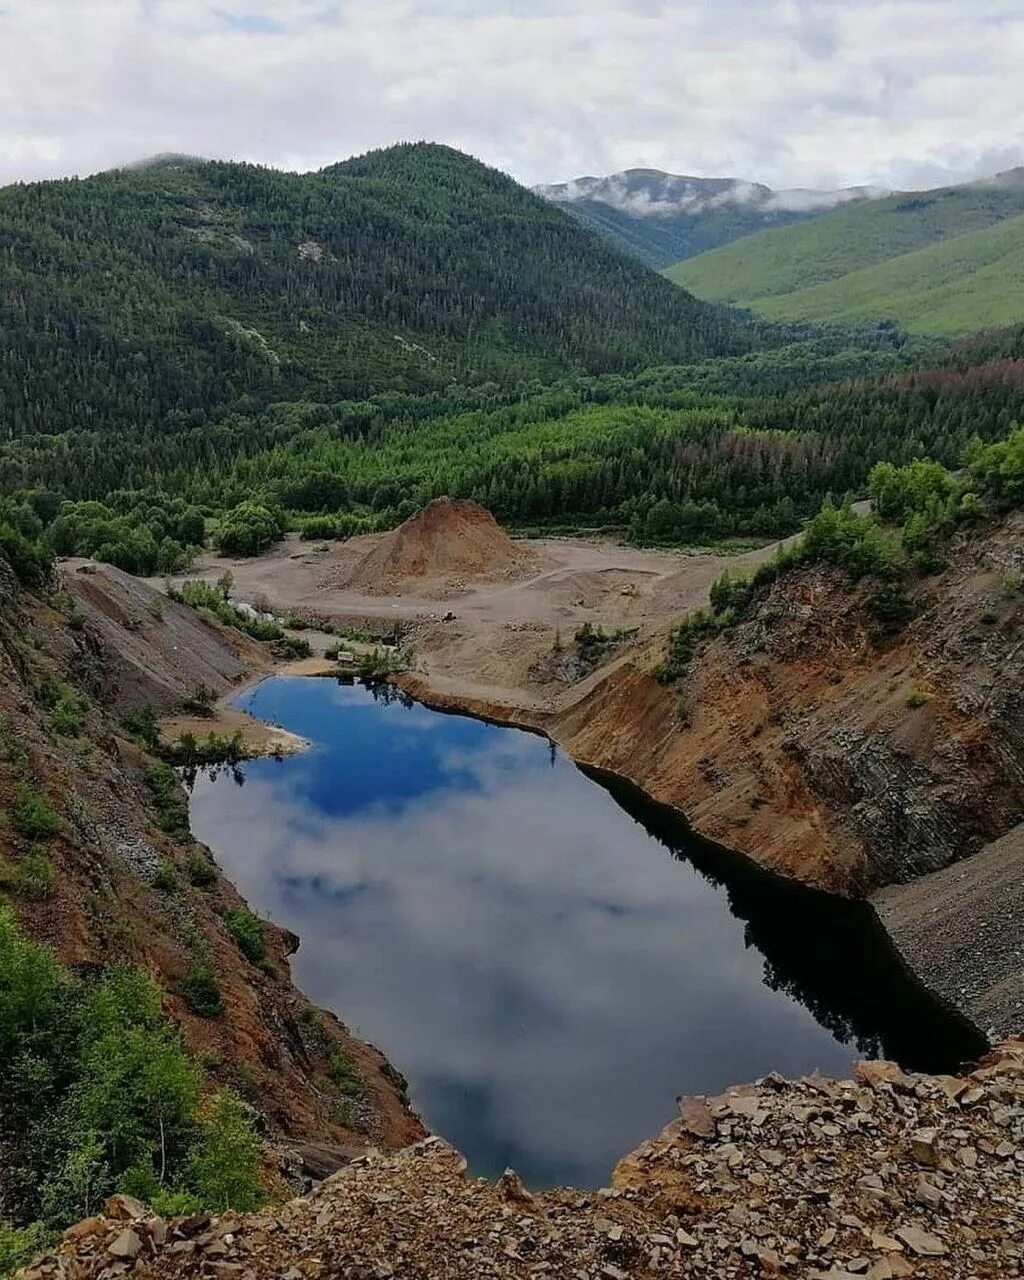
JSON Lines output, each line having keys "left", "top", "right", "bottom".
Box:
{"left": 216, "top": 657, "right": 992, "bottom": 1053}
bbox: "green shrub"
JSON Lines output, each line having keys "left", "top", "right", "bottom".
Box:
{"left": 50, "top": 688, "right": 87, "bottom": 737}
{"left": 905, "top": 688, "right": 933, "bottom": 709}
{"left": 869, "top": 579, "right": 915, "bottom": 631}
{"left": 122, "top": 705, "right": 160, "bottom": 751}
{"left": 187, "top": 1091, "right": 266, "bottom": 1213}
{"left": 801, "top": 503, "right": 901, "bottom": 579}
{"left": 0, "top": 1220, "right": 50, "bottom": 1277}
{"left": 0, "top": 912, "right": 266, "bottom": 1237}
{"left": 967, "top": 423, "right": 1024, "bottom": 503}
{"left": 657, "top": 609, "right": 730, "bottom": 683}
{"left": 145, "top": 764, "right": 190, "bottom": 839}
{"left": 181, "top": 957, "right": 223, "bottom": 1019}
{"left": 11, "top": 788, "right": 60, "bottom": 841}
{"left": 708, "top": 567, "right": 754, "bottom": 615}
{"left": 273, "top": 635, "right": 313, "bottom": 660}
{"left": 327, "top": 1050, "right": 364, "bottom": 1098}
{"left": 169, "top": 580, "right": 294, "bottom": 651}
{"left": 222, "top": 908, "right": 265, "bottom": 964}
{"left": 868, "top": 458, "right": 955, "bottom": 523}
{"left": 160, "top": 730, "right": 246, "bottom": 769}
{"left": 215, "top": 502, "right": 284, "bottom": 557}
{"left": 0, "top": 523, "right": 54, "bottom": 589}
{"left": 3, "top": 851, "right": 57, "bottom": 901}
{"left": 182, "top": 685, "right": 217, "bottom": 717}
{"left": 153, "top": 860, "right": 179, "bottom": 893}
{"left": 357, "top": 647, "right": 409, "bottom": 680}
{"left": 185, "top": 851, "right": 218, "bottom": 888}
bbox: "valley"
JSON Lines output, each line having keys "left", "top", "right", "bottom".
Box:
{"left": 110, "top": 458, "right": 1023, "bottom": 1058}
{"left": 3, "top": 137, "right": 1024, "bottom": 1280}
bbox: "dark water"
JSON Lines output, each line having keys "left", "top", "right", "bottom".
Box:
{"left": 188, "top": 676, "right": 986, "bottom": 1188}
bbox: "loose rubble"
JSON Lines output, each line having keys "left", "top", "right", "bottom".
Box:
{"left": 24, "top": 1041, "right": 1024, "bottom": 1279}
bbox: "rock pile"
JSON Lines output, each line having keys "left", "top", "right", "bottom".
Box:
{"left": 23, "top": 1042, "right": 1024, "bottom": 1279}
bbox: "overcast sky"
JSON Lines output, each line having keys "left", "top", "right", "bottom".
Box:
{"left": 1, "top": 0, "right": 1022, "bottom": 192}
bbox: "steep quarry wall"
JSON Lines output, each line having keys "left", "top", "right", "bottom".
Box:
{"left": 403, "top": 511, "right": 1024, "bottom": 1035}
{"left": 548, "top": 512, "right": 1024, "bottom": 898}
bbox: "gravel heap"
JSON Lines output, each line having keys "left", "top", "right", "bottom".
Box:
{"left": 22, "top": 1041, "right": 1024, "bottom": 1280}
{"left": 339, "top": 497, "right": 527, "bottom": 595}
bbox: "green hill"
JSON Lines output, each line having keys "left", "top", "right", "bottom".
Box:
{"left": 667, "top": 173, "right": 1024, "bottom": 334}
{"left": 751, "top": 215, "right": 1024, "bottom": 334}
{"left": 0, "top": 144, "right": 752, "bottom": 443}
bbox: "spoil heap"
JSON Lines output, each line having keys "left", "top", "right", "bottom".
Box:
{"left": 342, "top": 497, "right": 527, "bottom": 593}
{"left": 25, "top": 1041, "right": 1024, "bottom": 1279}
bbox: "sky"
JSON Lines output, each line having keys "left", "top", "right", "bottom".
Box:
{"left": 1, "top": 0, "right": 1022, "bottom": 192}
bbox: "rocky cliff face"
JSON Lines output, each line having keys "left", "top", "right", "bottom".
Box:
{"left": 0, "top": 558, "right": 424, "bottom": 1173}
{"left": 546, "top": 512, "right": 1024, "bottom": 897}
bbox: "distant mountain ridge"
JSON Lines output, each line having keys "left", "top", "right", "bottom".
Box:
{"left": 534, "top": 168, "right": 889, "bottom": 267}
{"left": 668, "top": 168, "right": 1024, "bottom": 336}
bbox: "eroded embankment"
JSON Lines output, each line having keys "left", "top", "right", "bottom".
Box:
{"left": 1, "top": 558, "right": 424, "bottom": 1171}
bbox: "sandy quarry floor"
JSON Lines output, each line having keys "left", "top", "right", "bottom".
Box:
{"left": 157, "top": 530, "right": 795, "bottom": 715}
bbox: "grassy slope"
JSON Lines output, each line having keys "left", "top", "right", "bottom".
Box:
{"left": 666, "top": 180, "right": 1024, "bottom": 316}
{"left": 752, "top": 214, "right": 1024, "bottom": 334}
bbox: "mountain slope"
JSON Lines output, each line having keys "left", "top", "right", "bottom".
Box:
{"left": 535, "top": 168, "right": 884, "bottom": 267}
{"left": 751, "top": 213, "right": 1024, "bottom": 334}
{"left": 667, "top": 170, "right": 1024, "bottom": 333}
{"left": 0, "top": 144, "right": 753, "bottom": 444}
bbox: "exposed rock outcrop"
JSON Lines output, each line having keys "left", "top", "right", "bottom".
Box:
{"left": 26, "top": 1040, "right": 1024, "bottom": 1278}
{"left": 875, "top": 823, "right": 1024, "bottom": 1039}
{"left": 61, "top": 561, "right": 270, "bottom": 714}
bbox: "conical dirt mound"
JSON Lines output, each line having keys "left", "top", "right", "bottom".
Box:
{"left": 344, "top": 497, "right": 525, "bottom": 592}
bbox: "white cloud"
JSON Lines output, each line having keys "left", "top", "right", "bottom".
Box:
{"left": 0, "top": 0, "right": 1021, "bottom": 191}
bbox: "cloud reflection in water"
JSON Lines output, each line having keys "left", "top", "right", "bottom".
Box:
{"left": 189, "top": 678, "right": 859, "bottom": 1187}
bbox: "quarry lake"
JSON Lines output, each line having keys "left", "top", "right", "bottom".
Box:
{"left": 189, "top": 676, "right": 986, "bottom": 1188}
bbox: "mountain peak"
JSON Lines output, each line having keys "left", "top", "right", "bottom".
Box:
{"left": 122, "top": 152, "right": 213, "bottom": 173}
{"left": 533, "top": 168, "right": 889, "bottom": 267}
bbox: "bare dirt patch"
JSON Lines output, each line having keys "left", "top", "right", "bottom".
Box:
{"left": 158, "top": 516, "right": 788, "bottom": 717}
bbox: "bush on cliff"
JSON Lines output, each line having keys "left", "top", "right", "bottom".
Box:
{"left": 0, "top": 907, "right": 265, "bottom": 1252}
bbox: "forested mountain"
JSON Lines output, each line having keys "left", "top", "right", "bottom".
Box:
{"left": 668, "top": 170, "right": 1024, "bottom": 334}
{"left": 5, "top": 312, "right": 1024, "bottom": 582}
{"left": 535, "top": 169, "right": 885, "bottom": 267}
{"left": 0, "top": 143, "right": 753, "bottom": 447}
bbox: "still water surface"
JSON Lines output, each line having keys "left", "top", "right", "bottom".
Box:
{"left": 189, "top": 676, "right": 985, "bottom": 1188}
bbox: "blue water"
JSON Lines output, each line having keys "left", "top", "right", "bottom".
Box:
{"left": 188, "top": 676, "right": 985, "bottom": 1188}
